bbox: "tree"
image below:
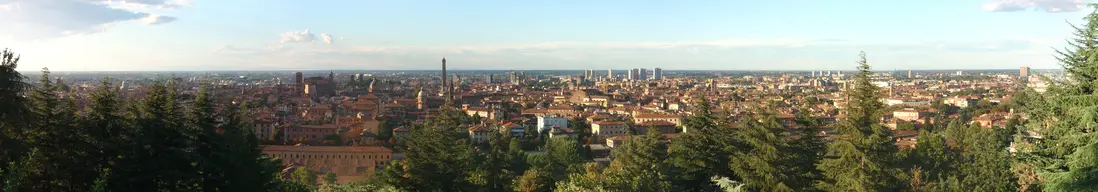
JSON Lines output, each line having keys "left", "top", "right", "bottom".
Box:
{"left": 815, "top": 52, "right": 904, "bottom": 192}
{"left": 603, "top": 130, "right": 672, "bottom": 191}
{"left": 2, "top": 148, "right": 40, "bottom": 192}
{"left": 114, "top": 83, "right": 199, "bottom": 191}
{"left": 668, "top": 98, "right": 736, "bottom": 191}
{"left": 1015, "top": 5, "right": 1098, "bottom": 191}
{"left": 84, "top": 79, "right": 129, "bottom": 186}
{"left": 22, "top": 68, "right": 91, "bottom": 191}
{"left": 392, "top": 107, "right": 477, "bottom": 191}
{"left": 189, "top": 86, "right": 229, "bottom": 191}
{"left": 541, "top": 136, "right": 583, "bottom": 190}
{"left": 956, "top": 126, "right": 1016, "bottom": 191}
{"left": 324, "top": 172, "right": 337, "bottom": 185}
{"left": 481, "top": 128, "right": 515, "bottom": 191}
{"left": 728, "top": 115, "right": 803, "bottom": 191}
{"left": 291, "top": 168, "right": 317, "bottom": 187}
{"left": 0, "top": 48, "right": 30, "bottom": 169}
{"left": 515, "top": 169, "right": 550, "bottom": 192}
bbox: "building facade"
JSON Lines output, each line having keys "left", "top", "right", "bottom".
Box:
{"left": 263, "top": 146, "right": 392, "bottom": 184}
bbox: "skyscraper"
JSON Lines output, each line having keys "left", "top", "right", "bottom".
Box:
{"left": 639, "top": 68, "right": 648, "bottom": 80}
{"left": 628, "top": 68, "right": 638, "bottom": 81}
{"left": 607, "top": 69, "right": 613, "bottom": 80}
{"left": 1020, "top": 66, "right": 1030, "bottom": 77}
{"left": 908, "top": 70, "right": 913, "bottom": 79}
{"left": 295, "top": 72, "right": 303, "bottom": 85}
{"left": 653, "top": 68, "right": 663, "bottom": 80}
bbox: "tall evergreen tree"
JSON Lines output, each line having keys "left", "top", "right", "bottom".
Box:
{"left": 1015, "top": 4, "right": 1098, "bottom": 191}
{"left": 397, "top": 108, "right": 477, "bottom": 191}
{"left": 189, "top": 86, "right": 228, "bottom": 191}
{"left": 83, "top": 79, "right": 135, "bottom": 191}
{"left": 729, "top": 114, "right": 808, "bottom": 191}
{"left": 668, "top": 98, "right": 736, "bottom": 191}
{"left": 0, "top": 48, "right": 30, "bottom": 169}
{"left": 114, "top": 83, "right": 198, "bottom": 191}
{"left": 815, "top": 52, "right": 904, "bottom": 192}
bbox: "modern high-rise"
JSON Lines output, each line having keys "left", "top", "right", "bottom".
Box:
{"left": 628, "top": 68, "right": 638, "bottom": 81}
{"left": 607, "top": 69, "right": 613, "bottom": 80}
{"left": 907, "top": 70, "right": 913, "bottom": 78}
{"left": 653, "top": 68, "right": 663, "bottom": 80}
{"left": 295, "top": 72, "right": 304, "bottom": 85}
{"left": 1020, "top": 66, "right": 1030, "bottom": 77}
{"left": 639, "top": 68, "right": 648, "bottom": 80}
{"left": 486, "top": 74, "right": 494, "bottom": 84}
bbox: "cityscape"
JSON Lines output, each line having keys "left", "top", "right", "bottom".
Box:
{"left": 2, "top": 0, "right": 1097, "bottom": 192}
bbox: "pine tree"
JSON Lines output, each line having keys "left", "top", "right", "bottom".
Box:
{"left": 904, "top": 131, "right": 956, "bottom": 189}
{"left": 1015, "top": 5, "right": 1098, "bottom": 190}
{"left": 957, "top": 126, "right": 1016, "bottom": 191}
{"left": 25, "top": 68, "right": 90, "bottom": 191}
{"left": 604, "top": 130, "right": 671, "bottom": 191}
{"left": 223, "top": 101, "right": 282, "bottom": 191}
{"left": 728, "top": 115, "right": 794, "bottom": 191}
{"left": 0, "top": 48, "right": 30, "bottom": 169}
{"left": 815, "top": 52, "right": 903, "bottom": 192}
{"left": 482, "top": 128, "right": 514, "bottom": 191}
{"left": 668, "top": 98, "right": 736, "bottom": 191}
{"left": 115, "top": 83, "right": 198, "bottom": 191}
{"left": 398, "top": 107, "right": 477, "bottom": 191}
{"left": 83, "top": 79, "right": 131, "bottom": 191}
{"left": 190, "top": 86, "right": 228, "bottom": 191}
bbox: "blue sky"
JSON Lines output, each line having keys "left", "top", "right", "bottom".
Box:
{"left": 0, "top": 0, "right": 1091, "bottom": 71}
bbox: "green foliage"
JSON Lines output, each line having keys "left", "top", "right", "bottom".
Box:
{"left": 816, "top": 52, "right": 904, "bottom": 192}
{"left": 730, "top": 115, "right": 821, "bottom": 191}
{"left": 324, "top": 172, "right": 337, "bottom": 185}
{"left": 291, "top": 168, "right": 317, "bottom": 187}
{"left": 2, "top": 148, "right": 39, "bottom": 192}
{"left": 603, "top": 130, "right": 672, "bottom": 191}
{"left": 668, "top": 98, "right": 736, "bottom": 191}
{"left": 1015, "top": 5, "right": 1098, "bottom": 191}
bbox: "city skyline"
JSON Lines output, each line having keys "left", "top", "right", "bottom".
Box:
{"left": 0, "top": 0, "right": 1090, "bottom": 71}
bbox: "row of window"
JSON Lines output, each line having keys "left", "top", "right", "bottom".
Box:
{"left": 271, "top": 153, "right": 391, "bottom": 160}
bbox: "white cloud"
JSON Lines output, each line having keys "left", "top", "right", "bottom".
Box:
{"left": 0, "top": 0, "right": 187, "bottom": 40}
{"left": 983, "top": 0, "right": 1087, "bottom": 12}
{"left": 279, "top": 30, "right": 317, "bottom": 43}
{"left": 141, "top": 14, "right": 176, "bottom": 25}
{"left": 321, "top": 33, "right": 334, "bottom": 44}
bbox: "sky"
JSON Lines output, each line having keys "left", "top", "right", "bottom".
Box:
{"left": 0, "top": 0, "right": 1092, "bottom": 71}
